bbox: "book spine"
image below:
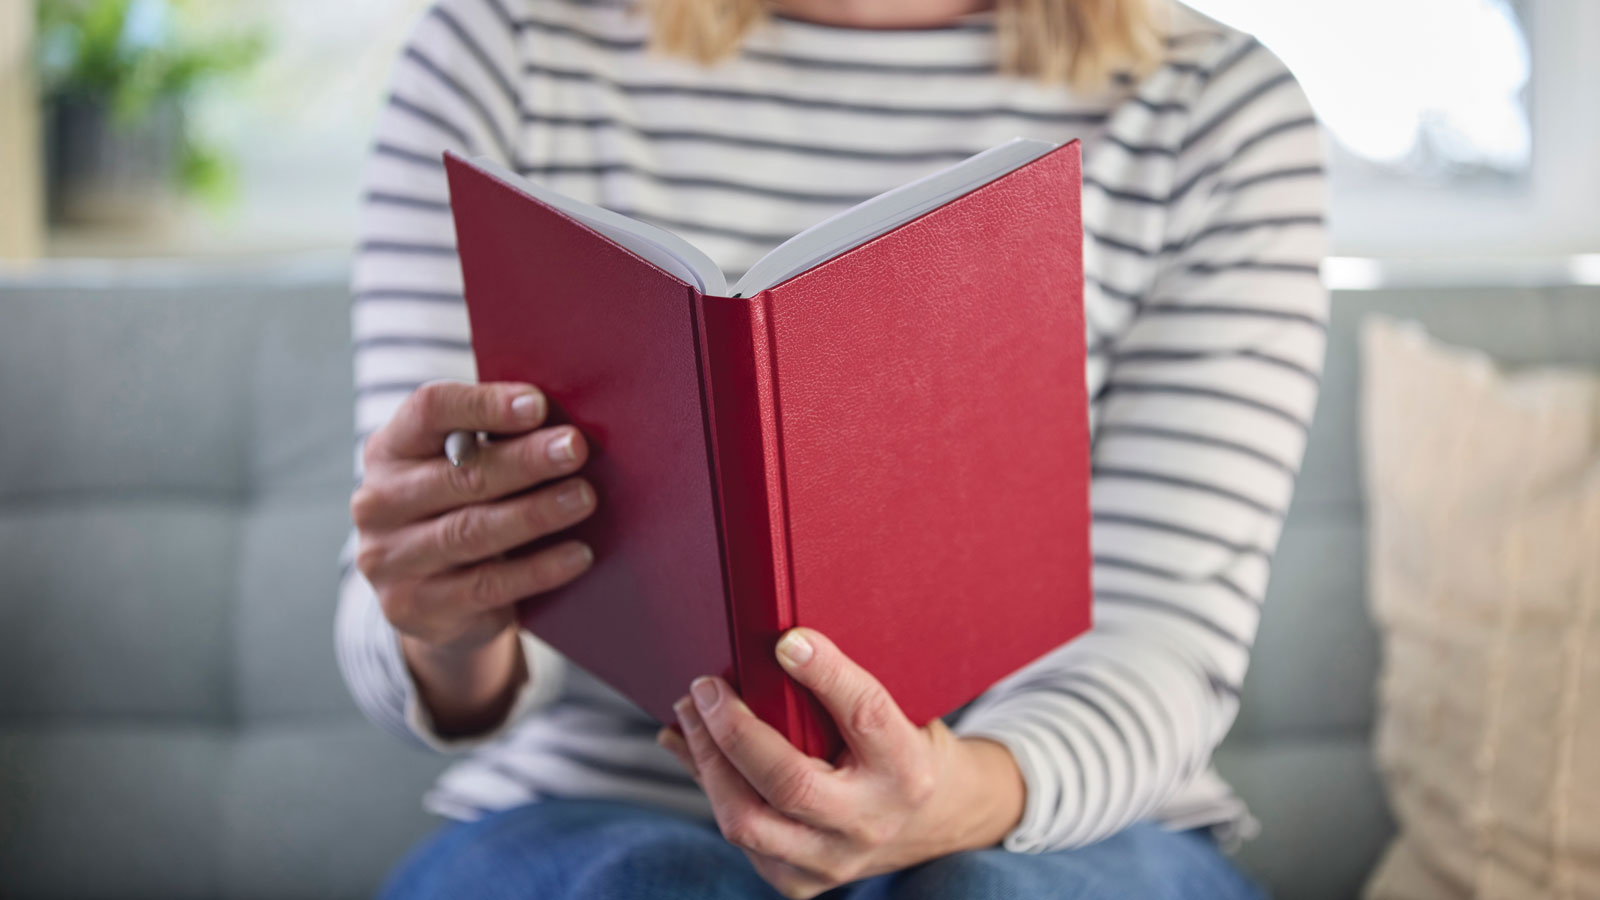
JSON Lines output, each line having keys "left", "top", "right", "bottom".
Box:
{"left": 692, "top": 291, "right": 809, "bottom": 750}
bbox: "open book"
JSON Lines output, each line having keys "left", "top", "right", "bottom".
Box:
{"left": 465, "top": 137, "right": 1056, "bottom": 298}
{"left": 444, "top": 139, "right": 1092, "bottom": 759}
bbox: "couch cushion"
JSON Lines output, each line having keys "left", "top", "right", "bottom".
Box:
{"left": 1360, "top": 319, "right": 1600, "bottom": 899}
{"left": 0, "top": 728, "right": 226, "bottom": 900}
{"left": 233, "top": 494, "right": 361, "bottom": 722}
{"left": 0, "top": 504, "right": 236, "bottom": 721}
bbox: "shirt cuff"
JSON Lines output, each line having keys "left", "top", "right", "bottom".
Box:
{"left": 401, "top": 630, "right": 567, "bottom": 752}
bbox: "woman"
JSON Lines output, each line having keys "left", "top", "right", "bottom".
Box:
{"left": 338, "top": 0, "right": 1327, "bottom": 895}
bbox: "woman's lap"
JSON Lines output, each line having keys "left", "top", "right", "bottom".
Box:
{"left": 380, "top": 798, "right": 1264, "bottom": 900}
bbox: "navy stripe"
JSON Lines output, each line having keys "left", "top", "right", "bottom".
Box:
{"left": 402, "top": 46, "right": 512, "bottom": 159}
{"left": 374, "top": 141, "right": 445, "bottom": 169}
{"left": 365, "top": 191, "right": 450, "bottom": 212}
{"left": 1093, "top": 423, "right": 1297, "bottom": 476}
{"left": 1099, "top": 381, "right": 1310, "bottom": 431}
{"left": 1197, "top": 38, "right": 1261, "bottom": 86}
{"left": 431, "top": 3, "right": 521, "bottom": 110}
{"left": 1056, "top": 684, "right": 1144, "bottom": 779}
{"left": 355, "top": 335, "right": 473, "bottom": 352}
{"left": 1063, "top": 672, "right": 1160, "bottom": 767}
{"left": 1169, "top": 117, "right": 1318, "bottom": 203}
{"left": 1094, "top": 511, "right": 1272, "bottom": 557}
{"left": 1093, "top": 464, "right": 1283, "bottom": 516}
{"left": 1185, "top": 258, "right": 1322, "bottom": 277}
{"left": 517, "top": 115, "right": 987, "bottom": 164}
{"left": 1108, "top": 347, "right": 1322, "bottom": 384}
{"left": 356, "top": 380, "right": 427, "bottom": 399}
{"left": 1216, "top": 164, "right": 1325, "bottom": 193}
{"left": 1136, "top": 303, "right": 1327, "bottom": 330}
{"left": 517, "top": 160, "right": 873, "bottom": 205}
{"left": 520, "top": 61, "right": 1109, "bottom": 124}
{"left": 358, "top": 240, "right": 458, "bottom": 257}
{"left": 1172, "top": 213, "right": 1324, "bottom": 254}
{"left": 1093, "top": 554, "right": 1258, "bottom": 605}
{"left": 386, "top": 93, "right": 475, "bottom": 154}
{"left": 1181, "top": 72, "right": 1298, "bottom": 153}
{"left": 353, "top": 288, "right": 464, "bottom": 305}
{"left": 1096, "top": 589, "right": 1252, "bottom": 648}
{"left": 1085, "top": 656, "right": 1190, "bottom": 755}
{"left": 1093, "top": 214, "right": 1325, "bottom": 261}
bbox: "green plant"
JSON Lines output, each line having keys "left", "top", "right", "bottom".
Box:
{"left": 35, "top": 0, "right": 267, "bottom": 206}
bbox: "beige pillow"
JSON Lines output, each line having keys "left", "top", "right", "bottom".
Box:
{"left": 1360, "top": 317, "right": 1600, "bottom": 900}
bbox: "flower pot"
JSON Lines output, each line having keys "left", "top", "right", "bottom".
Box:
{"left": 45, "top": 94, "right": 182, "bottom": 229}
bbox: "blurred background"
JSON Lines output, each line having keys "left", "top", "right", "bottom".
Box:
{"left": 1, "top": 1, "right": 1596, "bottom": 899}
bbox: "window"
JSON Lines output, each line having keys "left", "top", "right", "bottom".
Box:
{"left": 1186, "top": 0, "right": 1531, "bottom": 181}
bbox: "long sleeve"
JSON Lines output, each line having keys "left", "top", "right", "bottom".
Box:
{"left": 951, "top": 39, "right": 1329, "bottom": 852}
{"left": 334, "top": 0, "right": 568, "bottom": 749}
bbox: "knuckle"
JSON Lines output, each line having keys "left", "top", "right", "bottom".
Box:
{"left": 900, "top": 764, "right": 937, "bottom": 806}
{"left": 353, "top": 536, "right": 390, "bottom": 580}
{"left": 349, "top": 483, "right": 390, "bottom": 529}
{"left": 520, "top": 492, "right": 562, "bottom": 535}
{"left": 463, "top": 561, "right": 506, "bottom": 607}
{"left": 767, "top": 765, "right": 821, "bottom": 817}
{"left": 719, "top": 812, "right": 759, "bottom": 850}
{"left": 375, "top": 584, "right": 418, "bottom": 627}
{"left": 847, "top": 691, "right": 895, "bottom": 737}
{"left": 410, "top": 382, "right": 451, "bottom": 429}
{"left": 439, "top": 509, "right": 488, "bottom": 558}
{"left": 716, "top": 717, "right": 747, "bottom": 752}
{"left": 360, "top": 436, "right": 384, "bottom": 472}
{"left": 444, "top": 458, "right": 489, "bottom": 499}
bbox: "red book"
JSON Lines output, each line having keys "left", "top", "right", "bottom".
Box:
{"left": 443, "top": 140, "right": 1091, "bottom": 760}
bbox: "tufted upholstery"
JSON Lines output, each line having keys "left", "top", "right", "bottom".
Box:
{"left": 2, "top": 269, "right": 1597, "bottom": 898}
{"left": 0, "top": 273, "right": 447, "bottom": 899}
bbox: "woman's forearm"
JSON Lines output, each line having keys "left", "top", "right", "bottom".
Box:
{"left": 401, "top": 627, "right": 528, "bottom": 738}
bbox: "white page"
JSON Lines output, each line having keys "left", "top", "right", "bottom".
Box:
{"left": 464, "top": 137, "right": 1056, "bottom": 298}
{"left": 731, "top": 137, "right": 1057, "bottom": 296}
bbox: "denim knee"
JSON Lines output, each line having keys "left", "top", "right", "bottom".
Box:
{"left": 381, "top": 798, "right": 774, "bottom": 900}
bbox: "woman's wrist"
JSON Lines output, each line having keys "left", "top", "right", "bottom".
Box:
{"left": 939, "top": 735, "right": 1026, "bottom": 853}
{"left": 401, "top": 625, "right": 528, "bottom": 738}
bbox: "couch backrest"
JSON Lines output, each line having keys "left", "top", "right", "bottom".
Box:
{"left": 0, "top": 269, "right": 359, "bottom": 728}
{"left": 4, "top": 267, "right": 1598, "bottom": 900}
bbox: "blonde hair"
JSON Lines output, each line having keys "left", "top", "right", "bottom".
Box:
{"left": 645, "top": 0, "right": 1168, "bottom": 90}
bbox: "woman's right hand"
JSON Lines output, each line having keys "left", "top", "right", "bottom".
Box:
{"left": 350, "top": 381, "right": 598, "bottom": 736}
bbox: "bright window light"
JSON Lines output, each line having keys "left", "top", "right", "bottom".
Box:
{"left": 1184, "top": 0, "right": 1531, "bottom": 177}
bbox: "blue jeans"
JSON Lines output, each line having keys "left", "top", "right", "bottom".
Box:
{"left": 380, "top": 797, "right": 1265, "bottom": 900}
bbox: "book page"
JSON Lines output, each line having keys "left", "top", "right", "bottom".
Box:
{"left": 463, "top": 138, "right": 1056, "bottom": 299}
{"left": 730, "top": 137, "right": 1057, "bottom": 297}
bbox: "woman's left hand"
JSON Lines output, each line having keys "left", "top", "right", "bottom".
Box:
{"left": 656, "top": 628, "right": 1026, "bottom": 899}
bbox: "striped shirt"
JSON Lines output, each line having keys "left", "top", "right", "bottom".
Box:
{"left": 335, "top": 0, "right": 1329, "bottom": 854}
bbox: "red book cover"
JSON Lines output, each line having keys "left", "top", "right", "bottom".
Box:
{"left": 444, "top": 142, "right": 1091, "bottom": 760}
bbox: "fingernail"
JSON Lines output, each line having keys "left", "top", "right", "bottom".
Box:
{"left": 564, "top": 542, "right": 594, "bottom": 569}
{"left": 673, "top": 696, "right": 698, "bottom": 730}
{"left": 555, "top": 480, "right": 591, "bottom": 512}
{"left": 776, "top": 630, "right": 814, "bottom": 667}
{"left": 512, "top": 391, "right": 543, "bottom": 421}
{"left": 690, "top": 676, "right": 721, "bottom": 711}
{"left": 547, "top": 429, "right": 577, "bottom": 463}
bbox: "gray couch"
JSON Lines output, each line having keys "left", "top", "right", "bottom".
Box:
{"left": 3, "top": 266, "right": 1596, "bottom": 899}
